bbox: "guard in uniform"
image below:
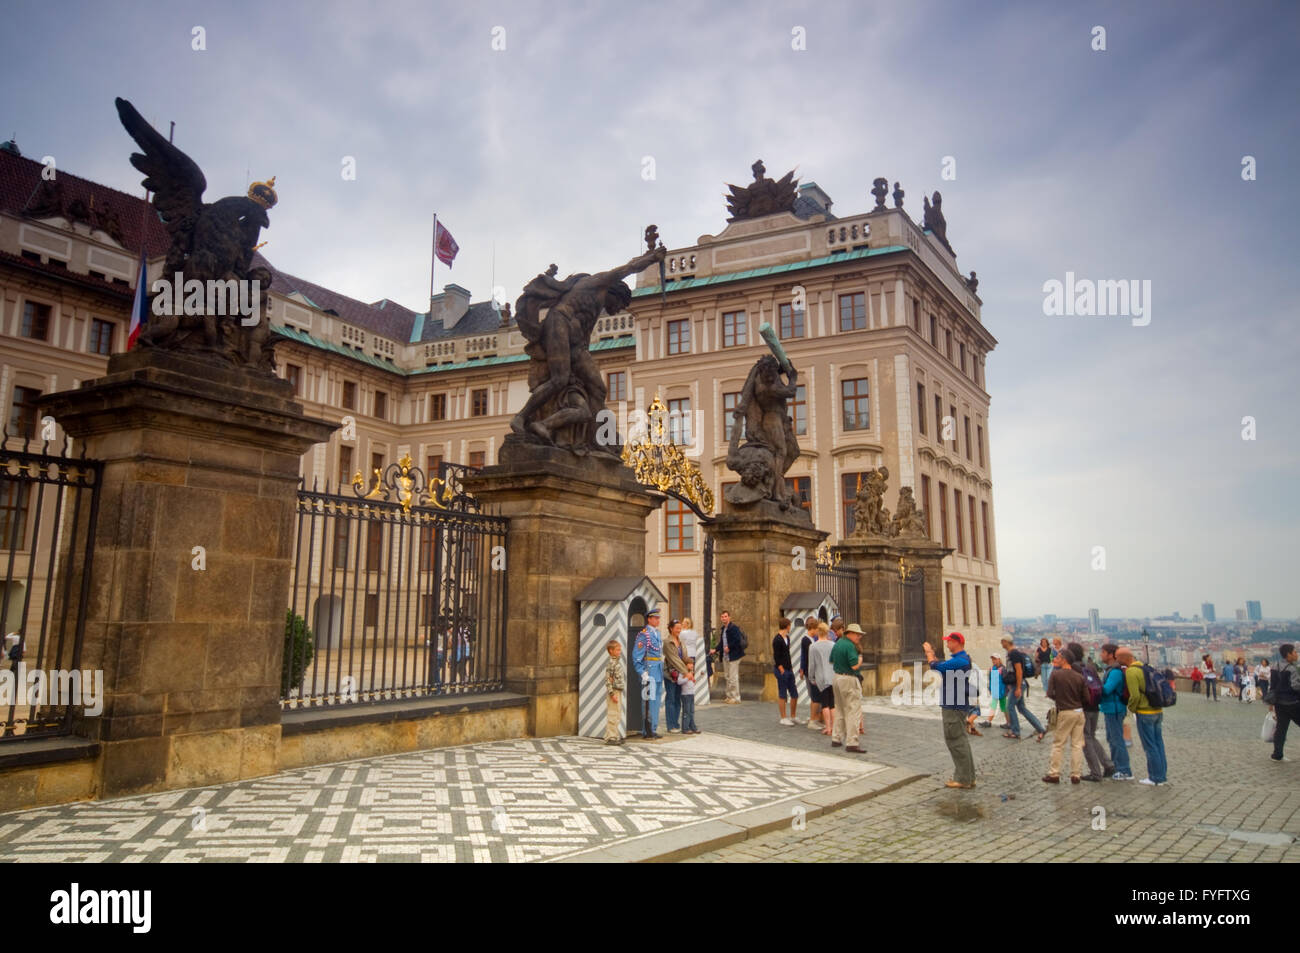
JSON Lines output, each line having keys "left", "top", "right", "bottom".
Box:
{"left": 632, "top": 607, "right": 665, "bottom": 739}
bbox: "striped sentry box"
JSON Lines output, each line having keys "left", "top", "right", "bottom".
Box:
{"left": 576, "top": 576, "right": 666, "bottom": 740}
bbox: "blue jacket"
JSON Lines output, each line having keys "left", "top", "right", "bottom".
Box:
{"left": 717, "top": 622, "right": 746, "bottom": 661}
{"left": 1099, "top": 665, "right": 1126, "bottom": 715}
{"left": 632, "top": 626, "right": 663, "bottom": 679}
{"left": 929, "top": 650, "right": 973, "bottom": 709}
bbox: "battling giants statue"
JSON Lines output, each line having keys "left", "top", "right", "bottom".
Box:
{"left": 509, "top": 238, "right": 667, "bottom": 455}
{"left": 723, "top": 323, "right": 804, "bottom": 517}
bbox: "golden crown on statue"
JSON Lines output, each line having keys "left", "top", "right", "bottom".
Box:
{"left": 248, "top": 176, "right": 278, "bottom": 210}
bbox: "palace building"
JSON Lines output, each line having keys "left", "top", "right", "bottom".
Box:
{"left": 1, "top": 143, "right": 1003, "bottom": 661}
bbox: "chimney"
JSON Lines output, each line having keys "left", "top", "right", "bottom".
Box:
{"left": 433, "top": 283, "right": 472, "bottom": 330}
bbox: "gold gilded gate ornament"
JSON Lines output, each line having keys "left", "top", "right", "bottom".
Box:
{"left": 620, "top": 393, "right": 714, "bottom": 515}
{"left": 352, "top": 453, "right": 454, "bottom": 512}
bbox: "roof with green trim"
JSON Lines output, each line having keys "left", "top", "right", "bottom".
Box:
{"left": 632, "top": 244, "right": 906, "bottom": 297}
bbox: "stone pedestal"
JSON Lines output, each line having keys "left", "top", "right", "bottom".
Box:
{"left": 462, "top": 440, "right": 662, "bottom": 737}
{"left": 42, "top": 349, "right": 335, "bottom": 798}
{"left": 709, "top": 503, "right": 827, "bottom": 700}
{"left": 836, "top": 536, "right": 950, "bottom": 696}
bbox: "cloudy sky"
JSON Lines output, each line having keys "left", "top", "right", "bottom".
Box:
{"left": 3, "top": 0, "right": 1297, "bottom": 620}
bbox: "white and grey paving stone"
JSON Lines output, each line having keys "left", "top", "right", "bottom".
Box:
{"left": 0, "top": 734, "right": 882, "bottom": 863}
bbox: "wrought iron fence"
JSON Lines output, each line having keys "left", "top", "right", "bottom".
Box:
{"left": 815, "top": 566, "right": 858, "bottom": 622}
{"left": 283, "top": 458, "right": 508, "bottom": 709}
{"left": 0, "top": 435, "right": 102, "bottom": 739}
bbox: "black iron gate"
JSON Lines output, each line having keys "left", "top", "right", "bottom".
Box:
{"left": 901, "top": 569, "right": 926, "bottom": 660}
{"left": 284, "top": 459, "right": 507, "bottom": 708}
{"left": 815, "top": 566, "right": 858, "bottom": 620}
{"left": 0, "top": 435, "right": 102, "bottom": 739}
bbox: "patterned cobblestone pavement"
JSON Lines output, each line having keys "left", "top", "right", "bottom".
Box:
{"left": 687, "top": 685, "right": 1300, "bottom": 862}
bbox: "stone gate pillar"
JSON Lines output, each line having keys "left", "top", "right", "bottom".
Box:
{"left": 836, "top": 538, "right": 950, "bottom": 696}
{"left": 709, "top": 506, "right": 826, "bottom": 701}
{"left": 42, "top": 350, "right": 335, "bottom": 798}
{"left": 462, "top": 443, "right": 662, "bottom": 737}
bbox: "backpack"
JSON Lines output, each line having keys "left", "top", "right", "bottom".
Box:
{"left": 1081, "top": 666, "right": 1103, "bottom": 709}
{"left": 1020, "top": 654, "right": 1036, "bottom": 678}
{"left": 1140, "top": 664, "right": 1176, "bottom": 709}
{"left": 731, "top": 624, "right": 748, "bottom": 653}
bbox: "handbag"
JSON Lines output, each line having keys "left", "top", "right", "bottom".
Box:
{"left": 1262, "top": 711, "right": 1277, "bottom": 743}
{"left": 1047, "top": 706, "right": 1058, "bottom": 730}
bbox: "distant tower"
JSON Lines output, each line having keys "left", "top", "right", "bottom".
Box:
{"left": 1088, "top": 609, "right": 1099, "bottom": 635}
{"left": 1201, "top": 602, "right": 1216, "bottom": 623}
{"left": 1247, "top": 601, "right": 1262, "bottom": 622}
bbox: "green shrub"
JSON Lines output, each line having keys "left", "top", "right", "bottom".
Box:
{"left": 282, "top": 608, "right": 314, "bottom": 696}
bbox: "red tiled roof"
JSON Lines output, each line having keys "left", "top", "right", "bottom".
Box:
{"left": 252, "top": 251, "right": 420, "bottom": 343}
{"left": 0, "top": 149, "right": 170, "bottom": 257}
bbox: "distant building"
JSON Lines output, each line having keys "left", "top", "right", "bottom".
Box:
{"left": 1236, "top": 609, "right": 1247, "bottom": 622}
{"left": 1088, "top": 608, "right": 1099, "bottom": 634}
{"left": 1043, "top": 614, "right": 1057, "bottom": 626}
{"left": 1247, "top": 601, "right": 1262, "bottom": 622}
{"left": 1202, "top": 602, "right": 1216, "bottom": 622}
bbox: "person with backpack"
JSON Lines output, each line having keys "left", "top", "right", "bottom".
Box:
{"left": 1265, "top": 644, "right": 1300, "bottom": 762}
{"left": 923, "top": 632, "right": 976, "bottom": 789}
{"left": 1043, "top": 650, "right": 1087, "bottom": 783}
{"left": 1119, "top": 648, "right": 1168, "bottom": 785}
{"left": 712, "top": 610, "right": 746, "bottom": 704}
{"left": 999, "top": 637, "right": 1046, "bottom": 741}
{"left": 1099, "top": 643, "right": 1133, "bottom": 780}
{"left": 1067, "top": 642, "right": 1112, "bottom": 781}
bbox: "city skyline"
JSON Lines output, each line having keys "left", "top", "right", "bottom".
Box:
{"left": 2, "top": 0, "right": 1297, "bottom": 618}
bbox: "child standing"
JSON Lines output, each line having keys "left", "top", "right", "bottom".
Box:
{"left": 605, "top": 639, "right": 626, "bottom": 745}
{"left": 679, "top": 656, "right": 700, "bottom": 734}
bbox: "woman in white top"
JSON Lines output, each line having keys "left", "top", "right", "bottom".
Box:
{"left": 1202, "top": 655, "right": 1218, "bottom": 701}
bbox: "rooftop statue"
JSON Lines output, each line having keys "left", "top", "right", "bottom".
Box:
{"left": 922, "top": 190, "right": 954, "bottom": 256}
{"left": 115, "top": 97, "right": 277, "bottom": 369}
{"left": 725, "top": 159, "right": 799, "bottom": 222}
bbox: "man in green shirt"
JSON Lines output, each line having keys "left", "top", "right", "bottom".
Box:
{"left": 830, "top": 624, "right": 867, "bottom": 753}
{"left": 1119, "top": 648, "right": 1168, "bottom": 785}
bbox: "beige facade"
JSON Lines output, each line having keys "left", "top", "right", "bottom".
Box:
{"left": 1, "top": 147, "right": 1003, "bottom": 662}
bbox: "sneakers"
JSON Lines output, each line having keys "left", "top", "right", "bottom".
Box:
{"left": 944, "top": 780, "right": 976, "bottom": 789}
{"left": 1138, "top": 778, "right": 1157, "bottom": 785}
{"left": 667, "top": 728, "right": 681, "bottom": 734}
{"left": 779, "top": 718, "right": 795, "bottom": 726}
{"left": 806, "top": 719, "right": 823, "bottom": 730}
{"left": 1271, "top": 756, "right": 1291, "bottom": 762}
{"left": 1111, "top": 772, "right": 1133, "bottom": 781}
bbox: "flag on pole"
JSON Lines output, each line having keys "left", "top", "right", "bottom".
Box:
{"left": 434, "top": 218, "right": 459, "bottom": 267}
{"left": 127, "top": 251, "right": 148, "bottom": 350}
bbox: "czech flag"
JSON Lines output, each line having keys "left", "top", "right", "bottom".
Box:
{"left": 435, "top": 218, "right": 459, "bottom": 268}
{"left": 127, "top": 251, "right": 148, "bottom": 350}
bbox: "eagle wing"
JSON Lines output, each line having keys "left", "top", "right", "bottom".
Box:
{"left": 115, "top": 97, "right": 206, "bottom": 253}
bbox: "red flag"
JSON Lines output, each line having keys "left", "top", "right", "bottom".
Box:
{"left": 127, "top": 251, "right": 148, "bottom": 349}
{"left": 435, "top": 219, "right": 459, "bottom": 267}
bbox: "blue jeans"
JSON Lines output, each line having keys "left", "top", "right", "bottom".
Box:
{"left": 639, "top": 667, "right": 662, "bottom": 735}
{"left": 1006, "top": 685, "right": 1045, "bottom": 736}
{"left": 664, "top": 678, "right": 682, "bottom": 731}
{"left": 1135, "top": 712, "right": 1167, "bottom": 783}
{"left": 680, "top": 694, "right": 697, "bottom": 732}
{"left": 1041, "top": 668, "right": 1050, "bottom": 694}
{"left": 1103, "top": 709, "right": 1131, "bottom": 775}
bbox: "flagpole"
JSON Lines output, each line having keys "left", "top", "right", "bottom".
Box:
{"left": 430, "top": 212, "right": 437, "bottom": 312}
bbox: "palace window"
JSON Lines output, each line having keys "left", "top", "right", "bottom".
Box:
{"left": 938, "top": 481, "right": 950, "bottom": 548}
{"left": 934, "top": 394, "right": 944, "bottom": 442}
{"left": 785, "top": 476, "right": 811, "bottom": 514}
{"left": 285, "top": 363, "right": 302, "bottom": 396}
{"left": 953, "top": 487, "right": 964, "bottom": 554}
{"left": 21, "top": 302, "right": 50, "bottom": 340}
{"left": 949, "top": 404, "right": 958, "bottom": 452}
{"left": 469, "top": 450, "right": 486, "bottom": 469}
{"left": 0, "top": 481, "right": 29, "bottom": 548}
{"left": 961, "top": 585, "right": 969, "bottom": 625}
{"left": 342, "top": 381, "right": 357, "bottom": 410}
{"left": 332, "top": 517, "right": 350, "bottom": 570}
{"left": 607, "top": 371, "right": 626, "bottom": 403}
{"left": 945, "top": 582, "right": 954, "bottom": 626}
{"left": 667, "top": 398, "right": 692, "bottom": 447}
{"left": 982, "top": 501, "right": 992, "bottom": 561}
{"left": 89, "top": 318, "right": 114, "bottom": 356}
{"left": 917, "top": 383, "right": 927, "bottom": 436}
{"left": 969, "top": 495, "right": 979, "bottom": 559}
{"left": 338, "top": 446, "right": 353, "bottom": 487}
{"left": 963, "top": 415, "right": 972, "bottom": 460}
{"left": 722, "top": 311, "right": 747, "bottom": 348}
{"left": 778, "top": 302, "right": 804, "bottom": 339}
{"left": 427, "top": 453, "right": 443, "bottom": 478}
{"left": 841, "top": 472, "right": 865, "bottom": 535}
{"left": 960, "top": 342, "right": 967, "bottom": 375}
{"left": 374, "top": 390, "right": 388, "bottom": 420}
{"left": 7, "top": 386, "right": 41, "bottom": 439}
{"left": 668, "top": 583, "right": 691, "bottom": 625}
{"left": 471, "top": 389, "right": 488, "bottom": 416}
{"left": 838, "top": 293, "right": 866, "bottom": 332}
{"left": 989, "top": 587, "right": 997, "bottom": 625}
{"left": 667, "top": 319, "right": 690, "bottom": 355}
{"left": 929, "top": 314, "right": 938, "bottom": 347}
{"left": 841, "top": 378, "right": 870, "bottom": 431}
{"left": 429, "top": 393, "right": 447, "bottom": 421}
{"left": 920, "top": 474, "right": 932, "bottom": 539}
{"left": 722, "top": 392, "right": 743, "bottom": 442}
{"left": 976, "top": 585, "right": 983, "bottom": 626}
{"left": 666, "top": 498, "right": 694, "bottom": 552}
{"left": 789, "top": 384, "right": 807, "bottom": 436}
